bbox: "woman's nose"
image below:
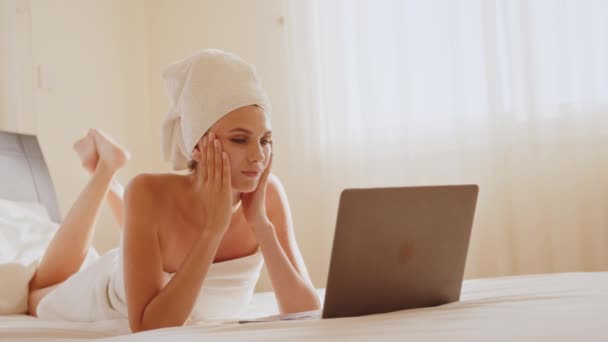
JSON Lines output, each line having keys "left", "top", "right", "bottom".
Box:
{"left": 248, "top": 144, "right": 265, "bottom": 162}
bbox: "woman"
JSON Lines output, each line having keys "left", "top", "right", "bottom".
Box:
{"left": 27, "top": 49, "right": 321, "bottom": 332}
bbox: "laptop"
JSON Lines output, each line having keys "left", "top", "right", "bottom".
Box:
{"left": 238, "top": 184, "right": 479, "bottom": 323}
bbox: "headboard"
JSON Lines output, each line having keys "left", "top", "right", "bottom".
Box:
{"left": 0, "top": 130, "right": 61, "bottom": 222}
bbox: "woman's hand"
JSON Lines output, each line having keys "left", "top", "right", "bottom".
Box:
{"left": 192, "top": 132, "right": 233, "bottom": 234}
{"left": 241, "top": 152, "right": 273, "bottom": 231}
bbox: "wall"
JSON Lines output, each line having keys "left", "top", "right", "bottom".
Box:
{"left": 27, "top": 0, "right": 152, "bottom": 252}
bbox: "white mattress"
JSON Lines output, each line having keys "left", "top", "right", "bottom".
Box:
{"left": 1, "top": 272, "right": 606, "bottom": 341}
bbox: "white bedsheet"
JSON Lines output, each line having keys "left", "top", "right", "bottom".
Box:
{"left": 1, "top": 272, "right": 606, "bottom": 341}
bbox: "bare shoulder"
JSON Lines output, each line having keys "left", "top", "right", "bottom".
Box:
{"left": 124, "top": 174, "right": 155, "bottom": 208}
{"left": 265, "top": 173, "right": 292, "bottom": 221}
{"left": 266, "top": 173, "right": 288, "bottom": 203}
{"left": 123, "top": 173, "right": 180, "bottom": 226}
{"left": 124, "top": 173, "right": 179, "bottom": 201}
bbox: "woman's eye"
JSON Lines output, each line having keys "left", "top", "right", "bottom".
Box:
{"left": 231, "top": 138, "right": 272, "bottom": 145}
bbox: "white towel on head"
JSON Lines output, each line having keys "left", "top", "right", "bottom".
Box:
{"left": 161, "top": 49, "right": 271, "bottom": 170}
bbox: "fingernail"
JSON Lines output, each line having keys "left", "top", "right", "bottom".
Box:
{"left": 203, "top": 137, "right": 207, "bottom": 147}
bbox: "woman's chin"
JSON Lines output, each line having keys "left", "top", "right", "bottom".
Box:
{"left": 232, "top": 179, "right": 258, "bottom": 193}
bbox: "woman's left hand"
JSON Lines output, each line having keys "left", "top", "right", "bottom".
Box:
{"left": 241, "top": 153, "right": 274, "bottom": 231}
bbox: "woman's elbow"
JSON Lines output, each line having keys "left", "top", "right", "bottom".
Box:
{"left": 128, "top": 317, "right": 149, "bottom": 334}
{"left": 129, "top": 315, "right": 185, "bottom": 333}
{"left": 307, "top": 291, "right": 322, "bottom": 311}
{"left": 128, "top": 314, "right": 157, "bottom": 334}
{"left": 129, "top": 321, "right": 167, "bottom": 334}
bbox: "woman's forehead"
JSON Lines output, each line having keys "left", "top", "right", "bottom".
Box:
{"left": 215, "top": 105, "right": 271, "bottom": 133}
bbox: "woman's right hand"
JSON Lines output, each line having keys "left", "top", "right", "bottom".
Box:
{"left": 192, "top": 131, "right": 233, "bottom": 234}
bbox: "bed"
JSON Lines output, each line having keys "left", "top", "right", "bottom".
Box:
{"left": 1, "top": 130, "right": 607, "bottom": 341}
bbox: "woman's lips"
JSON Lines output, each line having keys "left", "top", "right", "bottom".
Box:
{"left": 241, "top": 171, "right": 260, "bottom": 178}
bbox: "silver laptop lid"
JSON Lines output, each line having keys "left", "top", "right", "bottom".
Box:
{"left": 322, "top": 185, "right": 479, "bottom": 319}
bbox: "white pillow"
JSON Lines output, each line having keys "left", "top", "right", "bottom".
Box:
{"left": 3, "top": 200, "right": 51, "bottom": 222}
{"left": 0, "top": 198, "right": 57, "bottom": 264}
{"left": 0, "top": 198, "right": 50, "bottom": 220}
{"left": 0, "top": 198, "right": 59, "bottom": 314}
{"left": 0, "top": 198, "right": 101, "bottom": 314}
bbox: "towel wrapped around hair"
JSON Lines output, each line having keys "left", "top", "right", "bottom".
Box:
{"left": 161, "top": 49, "right": 271, "bottom": 170}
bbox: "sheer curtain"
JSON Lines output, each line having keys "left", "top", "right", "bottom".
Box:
{"left": 283, "top": 0, "right": 608, "bottom": 279}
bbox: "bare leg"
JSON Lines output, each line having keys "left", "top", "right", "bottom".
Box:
{"left": 74, "top": 129, "right": 128, "bottom": 228}
{"left": 29, "top": 129, "right": 130, "bottom": 292}
{"left": 106, "top": 179, "right": 125, "bottom": 229}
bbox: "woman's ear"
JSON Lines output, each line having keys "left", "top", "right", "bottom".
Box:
{"left": 192, "top": 132, "right": 210, "bottom": 162}
{"left": 192, "top": 141, "right": 202, "bottom": 161}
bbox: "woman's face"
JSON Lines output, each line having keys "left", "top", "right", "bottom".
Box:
{"left": 204, "top": 105, "right": 272, "bottom": 193}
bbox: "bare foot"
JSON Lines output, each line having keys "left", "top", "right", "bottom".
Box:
{"left": 73, "top": 131, "right": 99, "bottom": 173}
{"left": 88, "top": 129, "right": 131, "bottom": 172}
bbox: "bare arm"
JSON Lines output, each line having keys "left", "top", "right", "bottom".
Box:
{"left": 256, "top": 174, "right": 321, "bottom": 314}
{"left": 123, "top": 176, "right": 224, "bottom": 332}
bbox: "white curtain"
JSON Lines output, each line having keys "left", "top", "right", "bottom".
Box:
{"left": 284, "top": 0, "right": 608, "bottom": 279}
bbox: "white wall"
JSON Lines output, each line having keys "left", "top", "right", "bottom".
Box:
{"left": 26, "top": 0, "right": 153, "bottom": 252}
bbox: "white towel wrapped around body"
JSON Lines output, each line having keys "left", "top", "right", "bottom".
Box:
{"left": 36, "top": 237, "right": 264, "bottom": 323}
